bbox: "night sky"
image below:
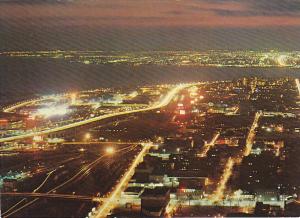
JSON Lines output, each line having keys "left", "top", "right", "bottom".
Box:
{"left": 1, "top": 0, "right": 300, "bottom": 51}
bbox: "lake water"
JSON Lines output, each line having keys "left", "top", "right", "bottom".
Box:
{"left": 1, "top": 56, "right": 300, "bottom": 96}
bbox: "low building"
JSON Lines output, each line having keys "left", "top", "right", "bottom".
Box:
{"left": 254, "top": 202, "right": 283, "bottom": 217}
{"left": 141, "top": 187, "right": 170, "bottom": 217}
{"left": 123, "top": 186, "right": 144, "bottom": 198}
{"left": 178, "top": 178, "right": 205, "bottom": 192}
{"left": 255, "top": 189, "right": 279, "bottom": 202}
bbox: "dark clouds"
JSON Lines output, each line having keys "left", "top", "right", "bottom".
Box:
{"left": 251, "top": 0, "right": 300, "bottom": 14}
{"left": 1, "top": 0, "right": 300, "bottom": 50}
{"left": 206, "top": 0, "right": 300, "bottom": 17}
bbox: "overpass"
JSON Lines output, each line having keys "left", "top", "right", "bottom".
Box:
{"left": 0, "top": 83, "right": 194, "bottom": 143}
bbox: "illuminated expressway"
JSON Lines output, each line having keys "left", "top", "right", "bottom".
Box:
{"left": 0, "top": 83, "right": 193, "bottom": 143}
{"left": 2, "top": 95, "right": 61, "bottom": 113}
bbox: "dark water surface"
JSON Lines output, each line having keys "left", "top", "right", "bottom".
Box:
{"left": 1, "top": 56, "right": 300, "bottom": 96}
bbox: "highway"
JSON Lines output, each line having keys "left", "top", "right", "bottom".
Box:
{"left": 93, "top": 142, "right": 153, "bottom": 218}
{"left": 2, "top": 93, "right": 70, "bottom": 113}
{"left": 0, "top": 84, "right": 192, "bottom": 143}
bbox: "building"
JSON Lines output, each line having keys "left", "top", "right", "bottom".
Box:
{"left": 178, "top": 178, "right": 206, "bottom": 192}
{"left": 141, "top": 187, "right": 170, "bottom": 217}
{"left": 254, "top": 202, "right": 283, "bottom": 217}
{"left": 123, "top": 186, "right": 144, "bottom": 198}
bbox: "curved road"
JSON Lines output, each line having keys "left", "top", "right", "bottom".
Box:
{"left": 0, "top": 84, "right": 192, "bottom": 143}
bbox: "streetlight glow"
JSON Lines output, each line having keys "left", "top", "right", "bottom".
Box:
{"left": 105, "top": 147, "right": 115, "bottom": 154}
{"left": 84, "top": 133, "right": 91, "bottom": 140}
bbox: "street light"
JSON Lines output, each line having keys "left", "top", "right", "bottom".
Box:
{"left": 79, "top": 148, "right": 85, "bottom": 152}
{"left": 84, "top": 133, "right": 91, "bottom": 141}
{"left": 106, "top": 147, "right": 115, "bottom": 154}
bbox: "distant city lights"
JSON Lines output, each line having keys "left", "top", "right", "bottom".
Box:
{"left": 129, "top": 91, "right": 138, "bottom": 98}
{"left": 33, "top": 135, "right": 43, "bottom": 142}
{"left": 179, "top": 110, "right": 186, "bottom": 115}
{"left": 277, "top": 55, "right": 287, "bottom": 67}
{"left": 70, "top": 93, "right": 77, "bottom": 105}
